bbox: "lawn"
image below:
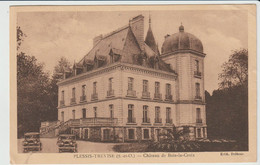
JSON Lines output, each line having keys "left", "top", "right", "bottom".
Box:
{"left": 113, "top": 142, "right": 150, "bottom": 152}
{"left": 113, "top": 140, "right": 247, "bottom": 152}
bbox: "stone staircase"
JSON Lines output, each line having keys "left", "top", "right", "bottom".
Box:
{"left": 40, "top": 120, "right": 72, "bottom": 138}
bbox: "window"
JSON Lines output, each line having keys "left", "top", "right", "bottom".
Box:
{"left": 93, "top": 82, "right": 97, "bottom": 94}
{"left": 109, "top": 104, "right": 114, "bottom": 118}
{"left": 103, "top": 129, "right": 111, "bottom": 140}
{"left": 183, "top": 126, "right": 189, "bottom": 134}
{"left": 110, "top": 52, "right": 121, "bottom": 63}
{"left": 197, "top": 128, "right": 202, "bottom": 138}
{"left": 128, "top": 129, "right": 135, "bottom": 140}
{"left": 61, "top": 90, "right": 65, "bottom": 101}
{"left": 195, "top": 83, "right": 200, "bottom": 97}
{"left": 166, "top": 107, "right": 171, "bottom": 123}
{"left": 128, "top": 77, "right": 134, "bottom": 91}
{"left": 108, "top": 78, "right": 113, "bottom": 91}
{"left": 143, "top": 80, "right": 148, "bottom": 93}
{"left": 94, "top": 107, "right": 97, "bottom": 118}
{"left": 128, "top": 104, "right": 134, "bottom": 123}
{"left": 82, "top": 85, "right": 86, "bottom": 96}
{"left": 155, "top": 107, "right": 161, "bottom": 123}
{"left": 166, "top": 84, "right": 171, "bottom": 96}
{"left": 143, "top": 129, "right": 149, "bottom": 139}
{"left": 143, "top": 106, "right": 149, "bottom": 123}
{"left": 72, "top": 110, "right": 75, "bottom": 119}
{"left": 195, "top": 60, "right": 199, "bottom": 72}
{"left": 196, "top": 108, "right": 201, "bottom": 119}
{"left": 72, "top": 88, "right": 76, "bottom": 98}
{"left": 61, "top": 111, "right": 64, "bottom": 122}
{"left": 82, "top": 109, "right": 86, "bottom": 118}
{"left": 155, "top": 82, "right": 160, "bottom": 94}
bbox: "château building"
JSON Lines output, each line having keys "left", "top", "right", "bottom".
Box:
{"left": 41, "top": 15, "right": 207, "bottom": 142}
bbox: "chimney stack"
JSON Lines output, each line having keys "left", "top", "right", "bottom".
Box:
{"left": 129, "top": 15, "right": 144, "bottom": 51}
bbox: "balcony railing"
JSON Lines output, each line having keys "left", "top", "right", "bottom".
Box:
{"left": 165, "top": 94, "right": 173, "bottom": 101}
{"left": 154, "top": 93, "right": 162, "bottom": 100}
{"left": 142, "top": 118, "right": 150, "bottom": 123}
{"left": 70, "top": 98, "right": 76, "bottom": 104}
{"left": 127, "top": 117, "right": 136, "bottom": 123}
{"left": 195, "top": 95, "right": 202, "bottom": 100}
{"left": 107, "top": 90, "right": 115, "bottom": 97}
{"left": 166, "top": 118, "right": 173, "bottom": 124}
{"left": 194, "top": 71, "right": 202, "bottom": 77}
{"left": 154, "top": 118, "right": 162, "bottom": 123}
{"left": 80, "top": 95, "right": 86, "bottom": 102}
{"left": 126, "top": 90, "right": 136, "bottom": 97}
{"left": 60, "top": 100, "right": 65, "bottom": 106}
{"left": 70, "top": 118, "right": 118, "bottom": 127}
{"left": 91, "top": 93, "right": 98, "bottom": 101}
{"left": 196, "top": 118, "right": 202, "bottom": 123}
{"left": 142, "top": 91, "right": 150, "bottom": 99}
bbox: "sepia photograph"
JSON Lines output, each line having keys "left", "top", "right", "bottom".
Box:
{"left": 9, "top": 4, "right": 257, "bottom": 164}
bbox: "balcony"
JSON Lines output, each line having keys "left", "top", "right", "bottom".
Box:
{"left": 154, "top": 118, "right": 162, "bottom": 123}
{"left": 154, "top": 93, "right": 162, "bottom": 100}
{"left": 126, "top": 90, "right": 136, "bottom": 97}
{"left": 142, "top": 91, "right": 150, "bottom": 99}
{"left": 195, "top": 95, "right": 202, "bottom": 100}
{"left": 80, "top": 95, "right": 86, "bottom": 102}
{"left": 60, "top": 100, "right": 65, "bottom": 106}
{"left": 91, "top": 93, "right": 98, "bottom": 101}
{"left": 196, "top": 118, "right": 202, "bottom": 123}
{"left": 142, "top": 118, "right": 150, "bottom": 123}
{"left": 127, "top": 117, "right": 136, "bottom": 123}
{"left": 194, "top": 71, "right": 202, "bottom": 78}
{"left": 107, "top": 90, "right": 115, "bottom": 98}
{"left": 70, "top": 98, "right": 76, "bottom": 105}
{"left": 70, "top": 118, "right": 118, "bottom": 127}
{"left": 165, "top": 95, "right": 173, "bottom": 101}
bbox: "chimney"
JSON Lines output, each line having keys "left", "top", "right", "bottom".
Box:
{"left": 93, "top": 34, "right": 103, "bottom": 46}
{"left": 129, "top": 15, "right": 144, "bottom": 51}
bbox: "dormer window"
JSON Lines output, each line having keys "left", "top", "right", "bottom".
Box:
{"left": 94, "top": 54, "right": 106, "bottom": 68}
{"left": 109, "top": 49, "right": 121, "bottom": 63}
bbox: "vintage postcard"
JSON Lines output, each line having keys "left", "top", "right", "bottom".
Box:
{"left": 10, "top": 4, "right": 257, "bottom": 164}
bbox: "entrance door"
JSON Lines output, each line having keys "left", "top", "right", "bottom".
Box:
{"left": 103, "top": 129, "right": 110, "bottom": 141}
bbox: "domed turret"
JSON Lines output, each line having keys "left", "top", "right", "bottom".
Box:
{"left": 161, "top": 24, "right": 203, "bottom": 54}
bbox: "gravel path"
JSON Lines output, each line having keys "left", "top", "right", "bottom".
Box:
{"left": 18, "top": 138, "right": 117, "bottom": 153}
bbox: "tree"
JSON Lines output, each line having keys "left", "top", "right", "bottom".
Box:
{"left": 205, "top": 48, "right": 248, "bottom": 150}
{"left": 48, "top": 57, "right": 72, "bottom": 119}
{"left": 218, "top": 49, "right": 248, "bottom": 89}
{"left": 17, "top": 27, "right": 56, "bottom": 137}
{"left": 17, "top": 52, "right": 52, "bottom": 137}
{"left": 147, "top": 126, "right": 200, "bottom": 152}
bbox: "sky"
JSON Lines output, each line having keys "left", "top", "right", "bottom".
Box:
{"left": 17, "top": 10, "right": 248, "bottom": 94}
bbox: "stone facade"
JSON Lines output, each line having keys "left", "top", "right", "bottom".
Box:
{"left": 56, "top": 14, "right": 207, "bottom": 142}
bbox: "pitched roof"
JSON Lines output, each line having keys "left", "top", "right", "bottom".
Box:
{"left": 145, "top": 20, "right": 157, "bottom": 53}
{"left": 78, "top": 26, "right": 130, "bottom": 65}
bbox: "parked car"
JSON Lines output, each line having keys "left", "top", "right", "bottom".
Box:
{"left": 57, "top": 134, "right": 77, "bottom": 153}
{"left": 23, "top": 132, "right": 42, "bottom": 152}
